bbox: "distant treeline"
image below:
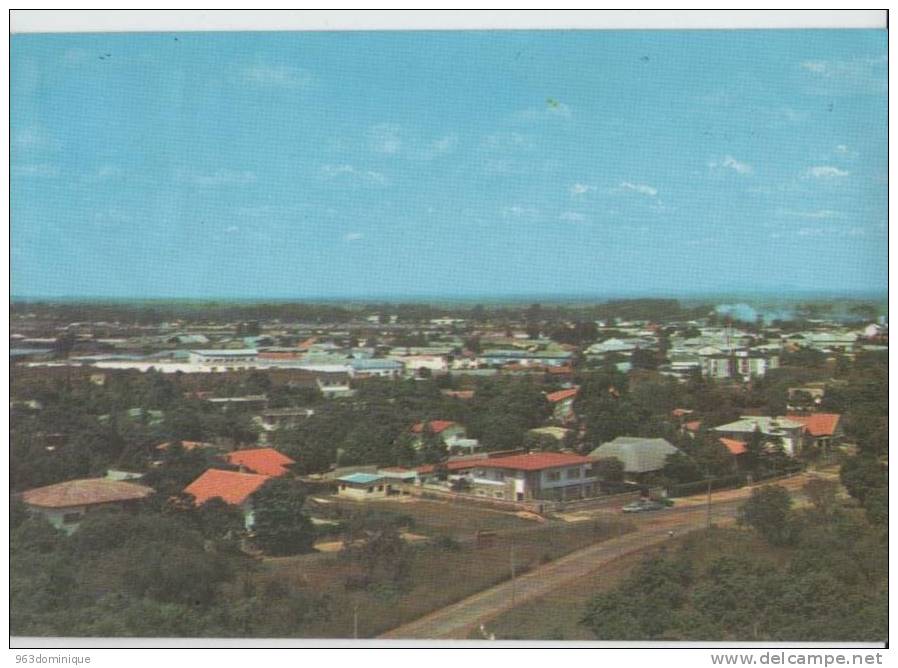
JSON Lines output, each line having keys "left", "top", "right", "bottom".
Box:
{"left": 11, "top": 298, "right": 714, "bottom": 326}
{"left": 11, "top": 297, "right": 883, "bottom": 328}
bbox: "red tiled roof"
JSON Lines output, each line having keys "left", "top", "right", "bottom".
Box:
{"left": 474, "top": 451, "right": 593, "bottom": 472}
{"left": 258, "top": 351, "right": 300, "bottom": 360}
{"left": 685, "top": 420, "right": 702, "bottom": 432}
{"left": 22, "top": 478, "right": 154, "bottom": 509}
{"left": 546, "top": 388, "right": 579, "bottom": 403}
{"left": 184, "top": 469, "right": 270, "bottom": 506}
{"left": 226, "top": 448, "right": 295, "bottom": 477}
{"left": 411, "top": 420, "right": 458, "bottom": 434}
{"left": 719, "top": 437, "right": 747, "bottom": 456}
{"left": 786, "top": 413, "right": 842, "bottom": 437}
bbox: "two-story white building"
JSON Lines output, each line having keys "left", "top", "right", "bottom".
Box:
{"left": 465, "top": 452, "right": 597, "bottom": 502}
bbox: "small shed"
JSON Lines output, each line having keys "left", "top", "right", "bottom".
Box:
{"left": 336, "top": 472, "right": 390, "bottom": 500}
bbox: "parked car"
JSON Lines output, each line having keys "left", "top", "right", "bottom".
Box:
{"left": 622, "top": 499, "right": 667, "bottom": 513}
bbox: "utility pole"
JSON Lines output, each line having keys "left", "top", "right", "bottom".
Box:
{"left": 510, "top": 542, "right": 517, "bottom": 606}
{"left": 353, "top": 602, "right": 359, "bottom": 639}
{"left": 706, "top": 472, "right": 712, "bottom": 529}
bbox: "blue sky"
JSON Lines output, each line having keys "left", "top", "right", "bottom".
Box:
{"left": 11, "top": 30, "right": 887, "bottom": 299}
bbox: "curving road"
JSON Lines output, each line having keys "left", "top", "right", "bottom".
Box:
{"left": 379, "top": 500, "right": 743, "bottom": 639}
{"left": 379, "top": 473, "right": 815, "bottom": 640}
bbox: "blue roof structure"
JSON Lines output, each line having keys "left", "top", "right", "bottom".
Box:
{"left": 350, "top": 359, "right": 403, "bottom": 370}
{"left": 337, "top": 473, "right": 384, "bottom": 485}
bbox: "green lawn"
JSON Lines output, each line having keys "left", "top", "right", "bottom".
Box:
{"left": 312, "top": 496, "right": 538, "bottom": 538}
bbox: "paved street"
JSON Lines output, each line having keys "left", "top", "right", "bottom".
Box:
{"left": 380, "top": 474, "right": 814, "bottom": 639}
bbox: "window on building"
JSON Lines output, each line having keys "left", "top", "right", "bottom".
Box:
{"left": 567, "top": 468, "right": 581, "bottom": 479}
{"left": 62, "top": 512, "right": 82, "bottom": 525}
{"left": 547, "top": 471, "right": 561, "bottom": 482}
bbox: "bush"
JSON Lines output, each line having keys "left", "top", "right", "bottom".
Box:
{"left": 667, "top": 474, "right": 744, "bottom": 498}
{"left": 433, "top": 535, "right": 461, "bottom": 552}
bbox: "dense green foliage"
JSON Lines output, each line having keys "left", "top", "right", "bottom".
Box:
{"left": 738, "top": 485, "right": 795, "bottom": 546}
{"left": 10, "top": 507, "right": 329, "bottom": 637}
{"left": 251, "top": 478, "right": 317, "bottom": 556}
{"left": 581, "top": 492, "right": 887, "bottom": 642}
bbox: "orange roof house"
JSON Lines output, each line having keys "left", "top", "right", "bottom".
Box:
{"left": 786, "top": 413, "right": 842, "bottom": 438}
{"left": 184, "top": 469, "right": 270, "bottom": 506}
{"left": 472, "top": 451, "right": 593, "bottom": 472}
{"left": 226, "top": 447, "right": 295, "bottom": 477}
{"left": 719, "top": 437, "right": 748, "bottom": 456}
{"left": 22, "top": 477, "right": 154, "bottom": 532}
{"left": 546, "top": 388, "right": 579, "bottom": 403}
{"left": 183, "top": 469, "right": 271, "bottom": 529}
{"left": 411, "top": 420, "right": 459, "bottom": 435}
{"left": 23, "top": 478, "right": 154, "bottom": 509}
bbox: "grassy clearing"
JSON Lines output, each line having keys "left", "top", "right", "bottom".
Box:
{"left": 259, "top": 515, "right": 633, "bottom": 638}
{"left": 481, "top": 526, "right": 791, "bottom": 640}
{"left": 313, "top": 496, "right": 537, "bottom": 538}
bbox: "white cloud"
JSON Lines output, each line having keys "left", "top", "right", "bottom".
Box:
{"left": 514, "top": 100, "right": 573, "bottom": 124}
{"left": 546, "top": 100, "right": 572, "bottom": 118}
{"left": 62, "top": 48, "right": 90, "bottom": 66}
{"left": 82, "top": 164, "right": 122, "bottom": 183}
{"left": 778, "top": 209, "right": 840, "bottom": 219}
{"left": 431, "top": 135, "right": 458, "bottom": 155}
{"left": 12, "top": 163, "right": 60, "bottom": 178}
{"left": 369, "top": 123, "right": 403, "bottom": 155}
{"left": 241, "top": 65, "right": 313, "bottom": 89}
{"left": 778, "top": 106, "right": 807, "bottom": 123}
{"left": 342, "top": 232, "right": 364, "bottom": 242}
{"left": 321, "top": 164, "right": 388, "bottom": 186}
{"left": 710, "top": 155, "right": 753, "bottom": 175}
{"left": 798, "top": 57, "right": 887, "bottom": 95}
{"left": 12, "top": 126, "right": 59, "bottom": 152}
{"left": 483, "top": 132, "right": 533, "bottom": 151}
{"left": 570, "top": 183, "right": 596, "bottom": 196}
{"left": 618, "top": 181, "right": 658, "bottom": 197}
{"left": 92, "top": 208, "right": 132, "bottom": 228}
{"left": 176, "top": 168, "right": 256, "bottom": 187}
{"left": 559, "top": 211, "right": 587, "bottom": 223}
{"left": 501, "top": 206, "right": 538, "bottom": 218}
{"left": 806, "top": 166, "right": 849, "bottom": 179}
